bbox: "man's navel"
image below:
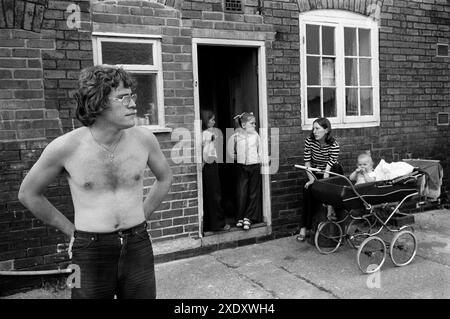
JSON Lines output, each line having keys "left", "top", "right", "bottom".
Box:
{"left": 83, "top": 182, "right": 93, "bottom": 190}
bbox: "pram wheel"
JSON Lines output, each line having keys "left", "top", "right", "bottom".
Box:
{"left": 390, "top": 229, "right": 417, "bottom": 267}
{"left": 346, "top": 217, "right": 372, "bottom": 249}
{"left": 357, "top": 236, "right": 387, "bottom": 274}
{"left": 314, "top": 221, "right": 343, "bottom": 254}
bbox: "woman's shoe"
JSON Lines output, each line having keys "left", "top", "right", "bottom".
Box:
{"left": 236, "top": 220, "right": 244, "bottom": 227}
{"left": 242, "top": 218, "right": 251, "bottom": 230}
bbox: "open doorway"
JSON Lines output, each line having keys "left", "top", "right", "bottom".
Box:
{"left": 197, "top": 45, "right": 262, "bottom": 235}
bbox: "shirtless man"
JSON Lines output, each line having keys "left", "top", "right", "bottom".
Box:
{"left": 18, "top": 65, "right": 172, "bottom": 299}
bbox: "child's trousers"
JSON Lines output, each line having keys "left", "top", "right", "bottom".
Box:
{"left": 202, "top": 162, "right": 227, "bottom": 231}
{"left": 236, "top": 163, "right": 262, "bottom": 222}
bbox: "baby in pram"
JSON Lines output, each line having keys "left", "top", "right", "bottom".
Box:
{"left": 349, "top": 152, "right": 376, "bottom": 185}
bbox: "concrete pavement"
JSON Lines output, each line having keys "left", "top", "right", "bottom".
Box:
{"left": 2, "top": 208, "right": 450, "bottom": 299}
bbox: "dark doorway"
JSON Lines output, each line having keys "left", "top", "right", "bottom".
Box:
{"left": 198, "top": 45, "right": 261, "bottom": 233}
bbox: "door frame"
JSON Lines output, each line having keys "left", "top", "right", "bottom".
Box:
{"left": 192, "top": 38, "right": 271, "bottom": 238}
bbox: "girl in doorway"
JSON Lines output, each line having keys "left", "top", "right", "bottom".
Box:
{"left": 201, "top": 110, "right": 230, "bottom": 232}
{"left": 230, "top": 112, "right": 262, "bottom": 230}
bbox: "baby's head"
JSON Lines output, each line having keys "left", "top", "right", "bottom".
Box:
{"left": 235, "top": 112, "right": 256, "bottom": 132}
{"left": 357, "top": 152, "right": 374, "bottom": 171}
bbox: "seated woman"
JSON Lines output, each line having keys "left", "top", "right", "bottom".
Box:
{"left": 297, "top": 117, "right": 343, "bottom": 242}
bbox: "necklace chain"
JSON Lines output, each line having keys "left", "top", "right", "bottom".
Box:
{"left": 89, "top": 128, "right": 123, "bottom": 160}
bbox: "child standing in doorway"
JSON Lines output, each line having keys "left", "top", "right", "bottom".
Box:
{"left": 201, "top": 109, "right": 230, "bottom": 232}
{"left": 229, "top": 112, "right": 262, "bottom": 230}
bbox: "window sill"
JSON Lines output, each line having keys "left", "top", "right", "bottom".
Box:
{"left": 141, "top": 126, "right": 173, "bottom": 134}
{"left": 302, "top": 121, "right": 380, "bottom": 130}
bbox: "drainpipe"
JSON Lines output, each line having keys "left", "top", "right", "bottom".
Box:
{"left": 257, "top": 0, "right": 264, "bottom": 15}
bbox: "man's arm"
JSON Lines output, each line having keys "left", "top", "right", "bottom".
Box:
{"left": 18, "top": 137, "right": 75, "bottom": 238}
{"left": 143, "top": 131, "right": 173, "bottom": 220}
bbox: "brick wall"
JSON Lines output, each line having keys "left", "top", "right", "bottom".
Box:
{"left": 0, "top": 1, "right": 91, "bottom": 294}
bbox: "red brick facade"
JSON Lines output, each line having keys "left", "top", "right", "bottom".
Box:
{"left": 1, "top": 0, "right": 449, "bottom": 293}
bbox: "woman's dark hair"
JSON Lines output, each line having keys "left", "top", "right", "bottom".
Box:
{"left": 74, "top": 65, "right": 135, "bottom": 126}
{"left": 201, "top": 109, "right": 215, "bottom": 130}
{"left": 309, "top": 117, "right": 335, "bottom": 144}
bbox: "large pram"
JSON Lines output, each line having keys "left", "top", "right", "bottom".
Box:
{"left": 295, "top": 159, "right": 442, "bottom": 274}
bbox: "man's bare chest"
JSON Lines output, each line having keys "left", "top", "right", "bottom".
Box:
{"left": 65, "top": 147, "right": 148, "bottom": 191}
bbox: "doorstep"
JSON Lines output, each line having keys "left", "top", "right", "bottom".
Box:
{"left": 152, "top": 224, "right": 273, "bottom": 264}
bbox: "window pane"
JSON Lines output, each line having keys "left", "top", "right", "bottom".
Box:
{"left": 102, "top": 42, "right": 154, "bottom": 65}
{"left": 359, "top": 58, "right": 372, "bottom": 86}
{"left": 346, "top": 88, "right": 358, "bottom": 116}
{"left": 322, "top": 26, "right": 335, "bottom": 55}
{"left": 306, "top": 24, "right": 320, "bottom": 55}
{"left": 307, "top": 88, "right": 321, "bottom": 119}
{"left": 345, "top": 58, "right": 358, "bottom": 86}
{"left": 323, "top": 88, "right": 336, "bottom": 117}
{"left": 344, "top": 27, "right": 357, "bottom": 56}
{"left": 359, "top": 29, "right": 371, "bottom": 57}
{"left": 132, "top": 73, "right": 158, "bottom": 125}
{"left": 307, "top": 56, "right": 320, "bottom": 85}
{"left": 360, "top": 88, "right": 373, "bottom": 115}
{"left": 322, "top": 58, "right": 335, "bottom": 86}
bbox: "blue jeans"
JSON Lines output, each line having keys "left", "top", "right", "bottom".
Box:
{"left": 70, "top": 221, "right": 156, "bottom": 299}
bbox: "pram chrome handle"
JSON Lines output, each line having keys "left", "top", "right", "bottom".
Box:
{"left": 294, "top": 165, "right": 322, "bottom": 173}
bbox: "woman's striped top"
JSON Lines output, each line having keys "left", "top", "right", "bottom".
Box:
{"left": 304, "top": 137, "right": 340, "bottom": 170}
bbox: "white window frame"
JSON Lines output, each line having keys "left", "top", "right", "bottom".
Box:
{"left": 92, "top": 34, "right": 168, "bottom": 131}
{"left": 299, "top": 10, "right": 380, "bottom": 130}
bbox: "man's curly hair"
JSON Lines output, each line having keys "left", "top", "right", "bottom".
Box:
{"left": 74, "top": 65, "right": 135, "bottom": 126}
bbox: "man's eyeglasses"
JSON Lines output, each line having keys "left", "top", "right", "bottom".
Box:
{"left": 113, "top": 94, "right": 137, "bottom": 106}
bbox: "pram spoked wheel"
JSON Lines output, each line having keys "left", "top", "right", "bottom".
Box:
{"left": 346, "top": 217, "right": 373, "bottom": 249}
{"left": 314, "top": 221, "right": 343, "bottom": 254}
{"left": 357, "top": 236, "right": 387, "bottom": 274}
{"left": 389, "top": 229, "right": 417, "bottom": 267}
